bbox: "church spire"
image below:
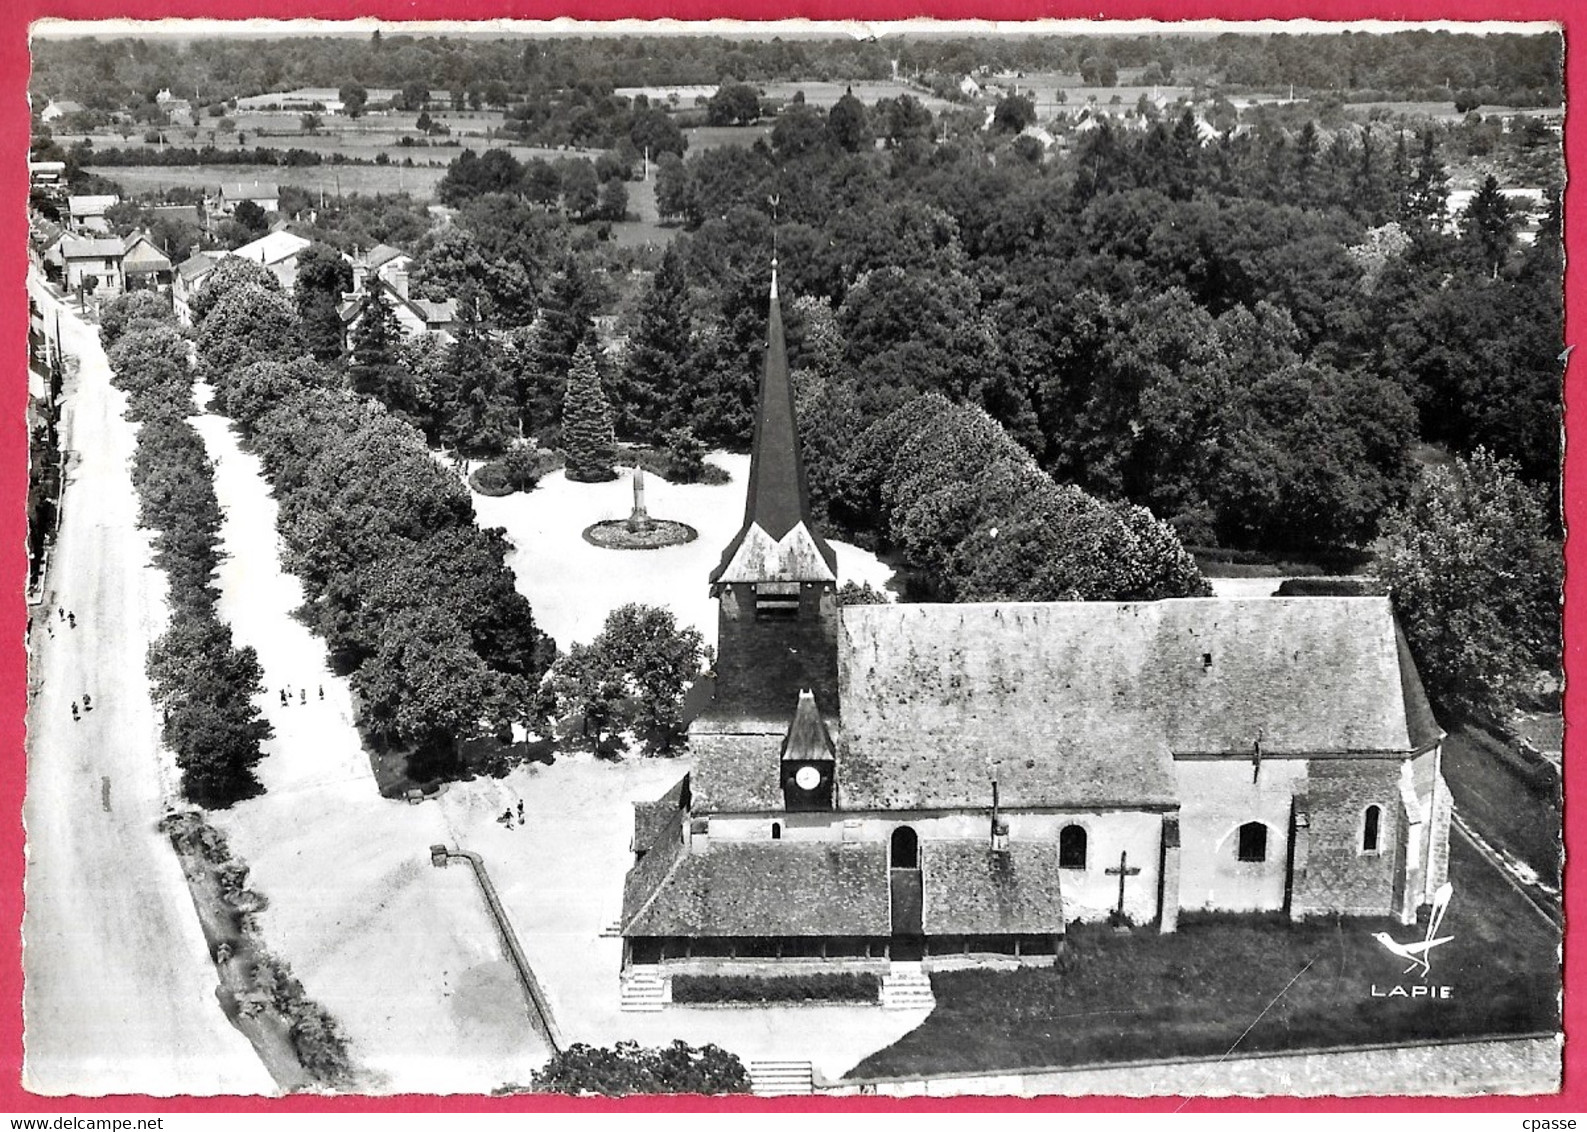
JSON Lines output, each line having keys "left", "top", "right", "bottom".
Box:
{"left": 709, "top": 266, "right": 837, "bottom": 586}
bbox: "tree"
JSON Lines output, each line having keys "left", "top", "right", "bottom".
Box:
{"left": 99, "top": 289, "right": 174, "bottom": 348}
{"left": 616, "top": 244, "right": 692, "bottom": 440}
{"left": 1079, "top": 55, "right": 1119, "bottom": 86}
{"left": 543, "top": 603, "right": 706, "bottom": 751}
{"left": 300, "top": 111, "right": 323, "bottom": 134}
{"left": 400, "top": 80, "right": 429, "bottom": 111}
{"left": 1462, "top": 174, "right": 1517, "bottom": 278}
{"left": 561, "top": 342, "right": 617, "bottom": 482}
{"left": 560, "top": 157, "right": 600, "bottom": 220}
{"left": 232, "top": 199, "right": 269, "bottom": 234}
{"left": 662, "top": 427, "right": 705, "bottom": 483}
{"left": 827, "top": 87, "right": 871, "bottom": 153}
{"left": 707, "top": 82, "right": 761, "bottom": 126}
{"left": 1373, "top": 450, "right": 1561, "bottom": 723}
{"left": 598, "top": 177, "right": 629, "bottom": 222}
{"left": 653, "top": 151, "right": 690, "bottom": 223}
{"left": 991, "top": 93, "right": 1036, "bottom": 134}
{"left": 293, "top": 241, "right": 354, "bottom": 362}
{"left": 339, "top": 83, "right": 367, "bottom": 118}
{"left": 435, "top": 305, "right": 518, "bottom": 456}
{"left": 347, "top": 285, "right": 406, "bottom": 402}
{"left": 195, "top": 283, "right": 303, "bottom": 386}
{"left": 189, "top": 255, "right": 281, "bottom": 326}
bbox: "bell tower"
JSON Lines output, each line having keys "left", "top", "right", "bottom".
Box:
{"left": 705, "top": 262, "right": 840, "bottom": 725}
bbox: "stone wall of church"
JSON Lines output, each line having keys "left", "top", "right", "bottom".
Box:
{"left": 708, "top": 808, "right": 1167, "bottom": 926}
{"left": 1175, "top": 759, "right": 1305, "bottom": 913}
{"left": 1290, "top": 757, "right": 1404, "bottom": 918}
{"left": 712, "top": 582, "right": 839, "bottom": 719}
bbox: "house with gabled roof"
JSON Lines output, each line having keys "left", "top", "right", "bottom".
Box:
{"left": 172, "top": 249, "right": 225, "bottom": 325}
{"left": 229, "top": 229, "right": 312, "bottom": 291}
{"left": 618, "top": 267, "right": 1451, "bottom": 997}
{"left": 121, "top": 231, "right": 175, "bottom": 292}
{"left": 67, "top": 194, "right": 119, "bottom": 234}
{"left": 217, "top": 181, "right": 280, "bottom": 215}
{"left": 339, "top": 273, "right": 459, "bottom": 346}
{"left": 58, "top": 235, "right": 126, "bottom": 294}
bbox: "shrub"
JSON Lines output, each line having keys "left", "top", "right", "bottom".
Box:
{"left": 99, "top": 289, "right": 175, "bottom": 348}
{"left": 671, "top": 972, "right": 881, "bottom": 1004}
{"left": 530, "top": 1040, "right": 750, "bottom": 1095}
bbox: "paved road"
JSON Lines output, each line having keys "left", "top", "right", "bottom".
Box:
{"left": 21, "top": 278, "right": 276, "bottom": 1096}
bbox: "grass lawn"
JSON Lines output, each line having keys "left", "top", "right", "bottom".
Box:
{"left": 849, "top": 834, "right": 1558, "bottom": 1080}
{"left": 1442, "top": 727, "right": 1561, "bottom": 889}
{"left": 93, "top": 162, "right": 450, "bottom": 200}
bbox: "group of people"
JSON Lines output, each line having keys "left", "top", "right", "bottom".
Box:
{"left": 45, "top": 606, "right": 75, "bottom": 639}
{"left": 70, "top": 692, "right": 92, "bottom": 721}
{"left": 497, "top": 800, "right": 526, "bottom": 830}
{"left": 278, "top": 685, "right": 324, "bottom": 707}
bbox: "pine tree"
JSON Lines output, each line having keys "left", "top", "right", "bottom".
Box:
{"left": 526, "top": 255, "right": 604, "bottom": 430}
{"left": 615, "top": 244, "right": 691, "bottom": 441}
{"left": 562, "top": 340, "right": 617, "bottom": 482}
{"left": 1463, "top": 174, "right": 1517, "bottom": 279}
{"left": 1406, "top": 128, "right": 1449, "bottom": 229}
{"left": 348, "top": 285, "right": 404, "bottom": 400}
{"left": 438, "top": 302, "right": 517, "bottom": 457}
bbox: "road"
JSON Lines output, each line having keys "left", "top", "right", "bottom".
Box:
{"left": 21, "top": 277, "right": 276, "bottom": 1096}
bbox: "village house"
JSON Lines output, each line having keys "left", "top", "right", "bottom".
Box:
{"left": 57, "top": 235, "right": 126, "bottom": 295}
{"left": 120, "top": 231, "right": 175, "bottom": 292}
{"left": 66, "top": 194, "right": 119, "bottom": 234}
{"left": 172, "top": 249, "right": 225, "bottom": 324}
{"left": 618, "top": 271, "right": 1451, "bottom": 999}
{"left": 349, "top": 243, "right": 415, "bottom": 293}
{"left": 39, "top": 99, "right": 85, "bottom": 123}
{"left": 340, "top": 272, "right": 459, "bottom": 345}
{"left": 229, "top": 229, "right": 312, "bottom": 292}
{"left": 215, "top": 180, "right": 281, "bottom": 216}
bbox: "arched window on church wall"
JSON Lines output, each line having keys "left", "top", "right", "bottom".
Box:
{"left": 1361, "top": 805, "right": 1382, "bottom": 854}
{"left": 1059, "top": 824, "right": 1088, "bottom": 869}
{"left": 890, "top": 825, "right": 918, "bottom": 869}
{"left": 1237, "top": 821, "right": 1268, "bottom": 863}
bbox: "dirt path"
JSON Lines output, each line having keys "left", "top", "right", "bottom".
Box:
{"left": 21, "top": 276, "right": 277, "bottom": 1096}
{"left": 190, "top": 389, "right": 551, "bottom": 1093}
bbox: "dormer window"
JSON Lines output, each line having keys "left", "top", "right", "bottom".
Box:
{"left": 754, "top": 582, "right": 801, "bottom": 620}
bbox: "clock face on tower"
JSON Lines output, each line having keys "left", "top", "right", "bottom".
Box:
{"left": 794, "top": 765, "right": 822, "bottom": 791}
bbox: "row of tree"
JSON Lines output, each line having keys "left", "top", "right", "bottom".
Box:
{"left": 811, "top": 393, "right": 1209, "bottom": 603}
{"left": 190, "top": 259, "right": 557, "bottom": 765}
{"left": 101, "top": 292, "right": 273, "bottom": 807}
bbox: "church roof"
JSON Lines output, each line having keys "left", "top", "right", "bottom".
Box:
{"left": 837, "top": 596, "right": 1438, "bottom": 812}
{"left": 782, "top": 690, "right": 836, "bottom": 762}
{"left": 710, "top": 273, "right": 837, "bottom": 585}
{"left": 632, "top": 776, "right": 689, "bottom": 854}
{"left": 922, "top": 840, "right": 1066, "bottom": 935}
{"left": 689, "top": 727, "right": 786, "bottom": 812}
{"left": 622, "top": 840, "right": 891, "bottom": 937}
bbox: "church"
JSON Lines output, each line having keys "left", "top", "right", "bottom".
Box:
{"left": 619, "top": 271, "right": 1451, "bottom": 981}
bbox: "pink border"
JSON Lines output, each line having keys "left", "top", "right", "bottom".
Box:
{"left": 2, "top": 0, "right": 1578, "bottom": 1112}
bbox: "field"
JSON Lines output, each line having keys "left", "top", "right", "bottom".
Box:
{"left": 850, "top": 834, "right": 1558, "bottom": 1080}
{"left": 681, "top": 123, "right": 773, "bottom": 151}
{"left": 88, "top": 162, "right": 450, "bottom": 199}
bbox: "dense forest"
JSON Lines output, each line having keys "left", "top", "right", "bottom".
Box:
{"left": 30, "top": 28, "right": 1561, "bottom": 113}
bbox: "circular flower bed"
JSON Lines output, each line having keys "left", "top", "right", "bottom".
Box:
{"left": 582, "top": 518, "right": 698, "bottom": 550}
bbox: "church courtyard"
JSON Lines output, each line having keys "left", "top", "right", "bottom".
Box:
{"left": 850, "top": 832, "right": 1558, "bottom": 1082}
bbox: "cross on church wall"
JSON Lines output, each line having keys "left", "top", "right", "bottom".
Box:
{"left": 1105, "top": 850, "right": 1142, "bottom": 920}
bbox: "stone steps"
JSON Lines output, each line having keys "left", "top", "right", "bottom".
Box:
{"left": 749, "top": 1059, "right": 814, "bottom": 1096}
{"left": 619, "top": 971, "right": 669, "bottom": 1012}
{"left": 880, "top": 962, "right": 936, "bottom": 1010}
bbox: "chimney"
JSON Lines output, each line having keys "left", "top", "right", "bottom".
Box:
{"left": 391, "top": 269, "right": 409, "bottom": 300}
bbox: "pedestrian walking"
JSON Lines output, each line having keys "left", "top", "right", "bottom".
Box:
{"left": 318, "top": 685, "right": 324, "bottom": 700}
{"left": 516, "top": 800, "right": 524, "bottom": 823}
{"left": 57, "top": 608, "right": 64, "bottom": 622}
{"left": 82, "top": 693, "right": 92, "bottom": 711}
{"left": 67, "top": 612, "right": 75, "bottom": 629}
{"left": 280, "top": 689, "right": 289, "bottom": 706}
{"left": 70, "top": 701, "right": 79, "bottom": 721}
{"left": 300, "top": 689, "right": 306, "bottom": 704}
